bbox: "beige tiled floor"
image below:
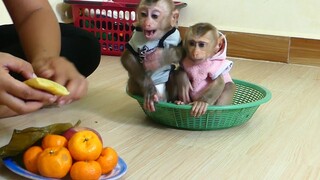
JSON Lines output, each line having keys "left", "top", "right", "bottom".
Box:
{"left": 1, "top": 56, "right": 320, "bottom": 179}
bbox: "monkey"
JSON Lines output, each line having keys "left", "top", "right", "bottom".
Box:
{"left": 168, "top": 22, "right": 236, "bottom": 117}
{"left": 121, "top": 0, "right": 184, "bottom": 112}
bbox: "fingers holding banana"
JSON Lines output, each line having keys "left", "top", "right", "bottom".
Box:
{"left": 24, "top": 77, "right": 70, "bottom": 96}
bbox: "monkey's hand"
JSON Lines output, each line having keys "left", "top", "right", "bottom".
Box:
{"left": 176, "top": 70, "right": 193, "bottom": 104}
{"left": 143, "top": 48, "right": 164, "bottom": 72}
{"left": 143, "top": 81, "right": 159, "bottom": 112}
{"left": 190, "top": 101, "right": 208, "bottom": 117}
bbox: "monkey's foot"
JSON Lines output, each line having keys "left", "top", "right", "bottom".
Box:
{"left": 174, "top": 100, "right": 185, "bottom": 105}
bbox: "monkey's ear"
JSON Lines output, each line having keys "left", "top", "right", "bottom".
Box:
{"left": 171, "top": 9, "right": 180, "bottom": 27}
{"left": 217, "top": 35, "right": 224, "bottom": 48}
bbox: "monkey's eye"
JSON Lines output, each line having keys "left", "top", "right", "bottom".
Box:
{"left": 188, "top": 40, "right": 196, "bottom": 47}
{"left": 140, "top": 11, "right": 147, "bottom": 18}
{"left": 151, "top": 13, "right": 159, "bottom": 19}
{"left": 198, "top": 42, "right": 206, "bottom": 48}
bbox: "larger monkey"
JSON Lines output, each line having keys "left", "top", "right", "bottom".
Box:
{"left": 170, "top": 23, "right": 236, "bottom": 117}
{"left": 121, "top": 0, "right": 184, "bottom": 112}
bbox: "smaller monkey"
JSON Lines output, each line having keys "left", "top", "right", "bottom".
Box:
{"left": 171, "top": 23, "right": 236, "bottom": 117}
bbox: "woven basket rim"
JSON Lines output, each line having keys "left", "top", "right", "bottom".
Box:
{"left": 127, "top": 79, "right": 271, "bottom": 110}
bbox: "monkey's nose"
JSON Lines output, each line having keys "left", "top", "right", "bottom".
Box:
{"left": 193, "top": 51, "right": 200, "bottom": 59}
{"left": 192, "top": 54, "right": 199, "bottom": 60}
{"left": 143, "top": 19, "right": 152, "bottom": 27}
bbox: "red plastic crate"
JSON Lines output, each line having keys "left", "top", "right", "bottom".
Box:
{"left": 65, "top": 0, "right": 187, "bottom": 56}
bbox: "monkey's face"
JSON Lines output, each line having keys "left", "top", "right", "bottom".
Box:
{"left": 186, "top": 32, "right": 219, "bottom": 63}
{"left": 137, "top": 1, "right": 173, "bottom": 40}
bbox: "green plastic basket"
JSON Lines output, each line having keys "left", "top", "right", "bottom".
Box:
{"left": 127, "top": 79, "right": 271, "bottom": 130}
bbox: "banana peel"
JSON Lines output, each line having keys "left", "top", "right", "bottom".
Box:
{"left": 24, "top": 77, "right": 69, "bottom": 96}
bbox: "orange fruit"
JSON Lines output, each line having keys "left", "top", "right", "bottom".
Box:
{"left": 23, "top": 146, "right": 43, "bottom": 174}
{"left": 37, "top": 147, "right": 72, "bottom": 178}
{"left": 68, "top": 130, "right": 103, "bottom": 161}
{"left": 96, "top": 147, "right": 118, "bottom": 174}
{"left": 42, "top": 134, "right": 68, "bottom": 149}
{"left": 69, "top": 160, "right": 102, "bottom": 180}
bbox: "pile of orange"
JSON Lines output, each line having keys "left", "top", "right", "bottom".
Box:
{"left": 23, "top": 130, "right": 118, "bottom": 180}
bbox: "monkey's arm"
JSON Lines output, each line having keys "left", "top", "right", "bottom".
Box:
{"left": 167, "top": 67, "right": 192, "bottom": 103}
{"left": 190, "top": 75, "right": 225, "bottom": 117}
{"left": 198, "top": 75, "right": 225, "bottom": 105}
{"left": 121, "top": 50, "right": 149, "bottom": 91}
{"left": 163, "top": 45, "right": 185, "bottom": 64}
{"left": 144, "top": 46, "right": 185, "bottom": 72}
{"left": 121, "top": 50, "right": 158, "bottom": 112}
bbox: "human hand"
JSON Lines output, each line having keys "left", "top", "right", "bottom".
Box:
{"left": 143, "top": 48, "right": 164, "bottom": 72}
{"left": 31, "top": 56, "right": 88, "bottom": 106}
{"left": 0, "top": 53, "right": 57, "bottom": 118}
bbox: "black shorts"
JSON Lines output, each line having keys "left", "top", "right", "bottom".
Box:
{"left": 0, "top": 23, "right": 101, "bottom": 78}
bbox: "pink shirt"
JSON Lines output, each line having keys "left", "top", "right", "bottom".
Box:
{"left": 182, "top": 33, "right": 233, "bottom": 100}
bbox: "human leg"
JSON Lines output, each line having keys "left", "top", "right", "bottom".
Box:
{"left": 59, "top": 23, "right": 101, "bottom": 77}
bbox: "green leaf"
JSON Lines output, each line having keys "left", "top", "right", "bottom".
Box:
{"left": 0, "top": 120, "right": 81, "bottom": 158}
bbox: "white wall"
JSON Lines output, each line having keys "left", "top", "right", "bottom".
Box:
{"left": 0, "top": 2, "right": 10, "bottom": 25}
{"left": 179, "top": 0, "right": 320, "bottom": 40}
{"left": 1, "top": 0, "right": 320, "bottom": 40}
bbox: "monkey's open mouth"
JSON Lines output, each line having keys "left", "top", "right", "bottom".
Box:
{"left": 144, "top": 30, "right": 156, "bottom": 39}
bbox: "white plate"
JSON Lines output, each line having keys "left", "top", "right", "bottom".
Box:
{"left": 2, "top": 156, "right": 127, "bottom": 180}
